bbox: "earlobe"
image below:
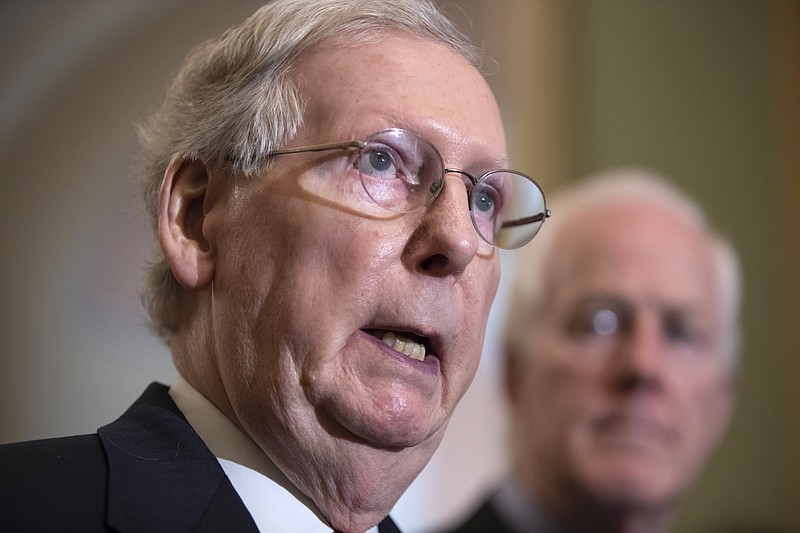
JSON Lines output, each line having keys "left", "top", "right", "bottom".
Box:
{"left": 503, "top": 346, "right": 523, "bottom": 407}
{"left": 158, "top": 157, "right": 215, "bottom": 291}
{"left": 715, "top": 373, "right": 738, "bottom": 441}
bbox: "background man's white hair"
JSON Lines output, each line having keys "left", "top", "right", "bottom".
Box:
{"left": 503, "top": 167, "right": 743, "bottom": 370}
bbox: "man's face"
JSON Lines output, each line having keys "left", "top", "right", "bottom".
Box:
{"left": 204, "top": 37, "right": 504, "bottom": 491}
{"left": 511, "top": 202, "right": 734, "bottom": 512}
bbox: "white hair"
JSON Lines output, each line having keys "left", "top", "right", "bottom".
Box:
{"left": 503, "top": 167, "right": 743, "bottom": 370}
{"left": 137, "top": 0, "right": 484, "bottom": 339}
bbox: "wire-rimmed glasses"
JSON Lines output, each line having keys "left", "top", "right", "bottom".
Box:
{"left": 267, "top": 128, "right": 550, "bottom": 249}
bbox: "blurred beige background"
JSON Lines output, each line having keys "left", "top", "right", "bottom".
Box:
{"left": 1, "top": 1, "right": 797, "bottom": 532}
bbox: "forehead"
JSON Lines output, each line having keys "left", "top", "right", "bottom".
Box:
{"left": 549, "top": 202, "right": 718, "bottom": 310}
{"left": 292, "top": 35, "right": 507, "bottom": 165}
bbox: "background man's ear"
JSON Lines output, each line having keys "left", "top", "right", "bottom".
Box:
{"left": 158, "top": 157, "right": 215, "bottom": 291}
{"left": 503, "top": 344, "right": 524, "bottom": 407}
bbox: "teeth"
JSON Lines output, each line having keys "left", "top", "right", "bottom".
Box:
{"left": 379, "top": 331, "right": 426, "bottom": 361}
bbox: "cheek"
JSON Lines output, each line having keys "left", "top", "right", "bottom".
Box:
{"left": 522, "top": 353, "right": 605, "bottom": 458}
{"left": 519, "top": 357, "right": 584, "bottom": 425}
{"left": 463, "top": 259, "right": 500, "bottom": 325}
{"left": 529, "top": 331, "right": 597, "bottom": 396}
{"left": 482, "top": 262, "right": 501, "bottom": 309}
{"left": 222, "top": 187, "right": 398, "bottom": 298}
{"left": 453, "top": 260, "right": 500, "bottom": 376}
{"left": 332, "top": 221, "right": 401, "bottom": 281}
{"left": 683, "top": 377, "right": 733, "bottom": 451}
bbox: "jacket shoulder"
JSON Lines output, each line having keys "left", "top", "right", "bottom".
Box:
{"left": 0, "top": 433, "right": 108, "bottom": 530}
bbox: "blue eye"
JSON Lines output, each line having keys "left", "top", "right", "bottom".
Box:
{"left": 359, "top": 146, "right": 399, "bottom": 180}
{"left": 473, "top": 172, "right": 513, "bottom": 221}
{"left": 474, "top": 191, "right": 495, "bottom": 214}
{"left": 369, "top": 150, "right": 393, "bottom": 173}
{"left": 470, "top": 179, "right": 505, "bottom": 244}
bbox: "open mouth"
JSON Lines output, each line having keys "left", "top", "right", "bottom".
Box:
{"left": 366, "top": 329, "right": 430, "bottom": 361}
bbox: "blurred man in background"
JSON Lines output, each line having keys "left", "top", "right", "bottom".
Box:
{"left": 446, "top": 169, "right": 740, "bottom": 533}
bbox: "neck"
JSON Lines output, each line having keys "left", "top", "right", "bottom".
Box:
{"left": 169, "top": 374, "right": 400, "bottom": 533}
{"left": 559, "top": 505, "right": 674, "bottom": 533}
{"left": 286, "top": 436, "right": 438, "bottom": 532}
{"left": 524, "top": 476, "right": 677, "bottom": 533}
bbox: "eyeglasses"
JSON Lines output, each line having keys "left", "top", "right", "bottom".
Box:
{"left": 267, "top": 128, "right": 550, "bottom": 249}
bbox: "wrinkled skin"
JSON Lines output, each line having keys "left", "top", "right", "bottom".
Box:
{"left": 161, "top": 35, "right": 506, "bottom": 532}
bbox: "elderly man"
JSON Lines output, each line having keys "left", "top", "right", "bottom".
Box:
{"left": 447, "top": 170, "right": 740, "bottom": 533}
{"left": 0, "top": 1, "right": 550, "bottom": 532}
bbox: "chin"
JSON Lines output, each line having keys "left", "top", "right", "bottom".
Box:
{"left": 352, "top": 412, "right": 442, "bottom": 450}
{"left": 586, "top": 468, "right": 676, "bottom": 508}
{"left": 334, "top": 395, "right": 446, "bottom": 450}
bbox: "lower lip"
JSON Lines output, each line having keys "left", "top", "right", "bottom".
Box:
{"left": 594, "top": 419, "right": 673, "bottom": 445}
{"left": 359, "top": 330, "right": 440, "bottom": 376}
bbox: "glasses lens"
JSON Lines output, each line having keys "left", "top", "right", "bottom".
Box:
{"left": 358, "top": 129, "right": 444, "bottom": 213}
{"left": 471, "top": 170, "right": 547, "bottom": 250}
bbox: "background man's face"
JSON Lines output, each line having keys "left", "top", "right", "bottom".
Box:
{"left": 512, "top": 202, "right": 734, "bottom": 511}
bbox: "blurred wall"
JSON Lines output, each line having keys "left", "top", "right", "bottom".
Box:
{"left": 0, "top": 2, "right": 797, "bottom": 532}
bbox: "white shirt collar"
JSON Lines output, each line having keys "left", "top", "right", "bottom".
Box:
{"left": 169, "top": 378, "right": 380, "bottom": 533}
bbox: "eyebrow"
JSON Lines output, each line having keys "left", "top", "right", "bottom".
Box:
{"left": 386, "top": 116, "right": 509, "bottom": 170}
{"left": 573, "top": 294, "right": 704, "bottom": 318}
{"left": 571, "top": 294, "right": 628, "bottom": 309}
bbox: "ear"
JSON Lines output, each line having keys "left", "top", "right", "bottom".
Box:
{"left": 158, "top": 157, "right": 215, "bottom": 291}
{"left": 503, "top": 344, "right": 524, "bottom": 407}
{"left": 713, "top": 371, "right": 738, "bottom": 444}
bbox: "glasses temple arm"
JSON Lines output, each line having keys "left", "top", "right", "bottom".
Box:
{"left": 267, "top": 140, "right": 365, "bottom": 157}
{"left": 500, "top": 209, "right": 551, "bottom": 229}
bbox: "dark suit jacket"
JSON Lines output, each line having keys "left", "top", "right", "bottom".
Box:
{"left": 443, "top": 486, "right": 569, "bottom": 533}
{"left": 443, "top": 496, "right": 516, "bottom": 533}
{"left": 0, "top": 382, "right": 401, "bottom": 533}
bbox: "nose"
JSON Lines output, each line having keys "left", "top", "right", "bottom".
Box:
{"left": 403, "top": 173, "right": 482, "bottom": 278}
{"left": 608, "top": 312, "right": 666, "bottom": 392}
